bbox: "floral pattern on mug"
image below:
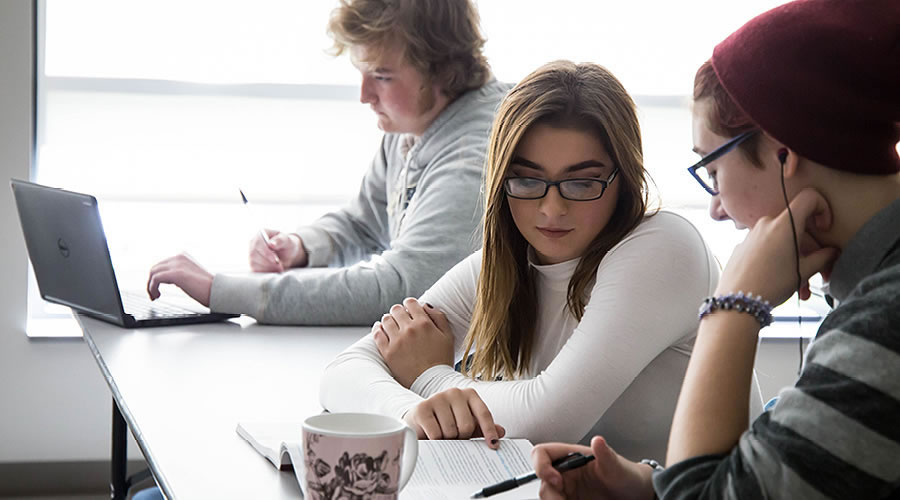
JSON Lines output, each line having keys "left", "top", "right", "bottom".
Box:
{"left": 304, "top": 433, "right": 400, "bottom": 500}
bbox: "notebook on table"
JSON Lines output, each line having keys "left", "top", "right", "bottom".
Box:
{"left": 10, "top": 179, "right": 238, "bottom": 328}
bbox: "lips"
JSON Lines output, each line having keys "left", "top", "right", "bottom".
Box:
{"left": 537, "top": 227, "right": 573, "bottom": 238}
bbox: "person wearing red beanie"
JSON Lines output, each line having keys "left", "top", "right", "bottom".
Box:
{"left": 531, "top": 0, "right": 900, "bottom": 498}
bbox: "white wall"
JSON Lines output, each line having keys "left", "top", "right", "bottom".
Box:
{"left": 0, "top": 0, "right": 142, "bottom": 464}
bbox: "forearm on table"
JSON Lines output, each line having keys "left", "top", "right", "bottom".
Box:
{"left": 212, "top": 261, "right": 402, "bottom": 324}
{"left": 320, "top": 335, "right": 424, "bottom": 418}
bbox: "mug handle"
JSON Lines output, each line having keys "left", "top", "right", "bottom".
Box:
{"left": 397, "top": 426, "right": 418, "bottom": 490}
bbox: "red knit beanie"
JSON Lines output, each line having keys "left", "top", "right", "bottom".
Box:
{"left": 711, "top": 0, "right": 900, "bottom": 175}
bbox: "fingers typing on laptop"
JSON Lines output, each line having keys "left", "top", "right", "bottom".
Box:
{"left": 146, "top": 253, "right": 213, "bottom": 307}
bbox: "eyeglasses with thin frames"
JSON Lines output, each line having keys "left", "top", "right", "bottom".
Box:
{"left": 687, "top": 130, "right": 757, "bottom": 195}
{"left": 504, "top": 167, "right": 620, "bottom": 201}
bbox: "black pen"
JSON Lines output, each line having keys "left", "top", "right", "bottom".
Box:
{"left": 239, "top": 189, "right": 272, "bottom": 246}
{"left": 470, "top": 452, "right": 595, "bottom": 498}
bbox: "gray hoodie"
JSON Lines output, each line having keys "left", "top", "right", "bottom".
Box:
{"left": 210, "top": 79, "right": 511, "bottom": 325}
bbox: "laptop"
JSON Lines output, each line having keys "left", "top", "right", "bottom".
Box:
{"left": 11, "top": 179, "right": 239, "bottom": 327}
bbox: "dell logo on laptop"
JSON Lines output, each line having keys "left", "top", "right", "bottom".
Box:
{"left": 57, "top": 238, "right": 70, "bottom": 258}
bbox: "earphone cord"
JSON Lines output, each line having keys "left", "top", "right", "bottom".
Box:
{"left": 779, "top": 156, "right": 804, "bottom": 375}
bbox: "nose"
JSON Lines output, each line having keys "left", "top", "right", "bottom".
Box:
{"left": 539, "top": 185, "right": 568, "bottom": 217}
{"left": 360, "top": 75, "right": 376, "bottom": 105}
{"left": 708, "top": 195, "right": 730, "bottom": 221}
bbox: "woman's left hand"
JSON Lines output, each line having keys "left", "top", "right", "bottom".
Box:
{"left": 373, "top": 297, "right": 454, "bottom": 388}
{"left": 403, "top": 388, "right": 505, "bottom": 447}
{"left": 716, "top": 188, "right": 839, "bottom": 305}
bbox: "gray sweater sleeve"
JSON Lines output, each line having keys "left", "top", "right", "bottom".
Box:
{"left": 293, "top": 139, "right": 392, "bottom": 269}
{"left": 209, "top": 135, "right": 485, "bottom": 325}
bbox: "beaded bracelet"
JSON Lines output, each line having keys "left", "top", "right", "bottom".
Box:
{"left": 640, "top": 458, "right": 664, "bottom": 471}
{"left": 698, "top": 291, "right": 773, "bottom": 328}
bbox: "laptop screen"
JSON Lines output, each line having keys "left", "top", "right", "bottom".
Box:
{"left": 11, "top": 179, "right": 126, "bottom": 323}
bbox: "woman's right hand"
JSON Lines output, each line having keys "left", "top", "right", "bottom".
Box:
{"left": 373, "top": 298, "right": 455, "bottom": 388}
{"left": 532, "top": 436, "right": 656, "bottom": 500}
{"left": 403, "top": 388, "right": 505, "bottom": 449}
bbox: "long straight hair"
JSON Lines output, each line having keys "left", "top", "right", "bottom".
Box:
{"left": 461, "top": 61, "right": 652, "bottom": 380}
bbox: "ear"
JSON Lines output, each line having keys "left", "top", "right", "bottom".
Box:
{"left": 779, "top": 147, "right": 802, "bottom": 179}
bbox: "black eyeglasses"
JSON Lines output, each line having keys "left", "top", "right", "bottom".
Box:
{"left": 687, "top": 130, "right": 757, "bottom": 195}
{"left": 504, "top": 167, "right": 619, "bottom": 201}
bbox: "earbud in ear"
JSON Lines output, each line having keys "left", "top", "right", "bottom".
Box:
{"left": 777, "top": 148, "right": 788, "bottom": 165}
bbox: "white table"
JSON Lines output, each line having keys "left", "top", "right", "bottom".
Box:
{"left": 78, "top": 314, "right": 368, "bottom": 499}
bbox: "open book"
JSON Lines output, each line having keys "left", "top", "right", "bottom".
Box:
{"left": 236, "top": 422, "right": 539, "bottom": 499}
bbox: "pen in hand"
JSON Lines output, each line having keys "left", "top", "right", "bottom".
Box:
{"left": 239, "top": 189, "right": 273, "bottom": 247}
{"left": 470, "top": 452, "right": 595, "bottom": 498}
{"left": 240, "top": 189, "right": 284, "bottom": 271}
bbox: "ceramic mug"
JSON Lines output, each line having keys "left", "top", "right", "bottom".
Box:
{"left": 300, "top": 413, "right": 418, "bottom": 500}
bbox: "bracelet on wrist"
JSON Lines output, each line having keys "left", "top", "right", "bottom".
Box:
{"left": 640, "top": 458, "right": 664, "bottom": 471}
{"left": 698, "top": 291, "right": 773, "bottom": 328}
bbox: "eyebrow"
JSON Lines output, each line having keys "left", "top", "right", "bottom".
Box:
{"left": 511, "top": 156, "right": 609, "bottom": 173}
{"left": 350, "top": 57, "right": 394, "bottom": 74}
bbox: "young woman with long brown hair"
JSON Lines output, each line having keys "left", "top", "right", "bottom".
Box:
{"left": 321, "top": 60, "right": 720, "bottom": 460}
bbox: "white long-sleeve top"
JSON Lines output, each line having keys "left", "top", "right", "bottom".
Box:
{"left": 320, "top": 211, "right": 719, "bottom": 460}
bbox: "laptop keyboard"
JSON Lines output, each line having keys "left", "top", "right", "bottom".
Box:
{"left": 121, "top": 291, "right": 203, "bottom": 319}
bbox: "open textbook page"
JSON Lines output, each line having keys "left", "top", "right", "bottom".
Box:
{"left": 237, "top": 422, "right": 538, "bottom": 499}
{"left": 401, "top": 438, "right": 538, "bottom": 500}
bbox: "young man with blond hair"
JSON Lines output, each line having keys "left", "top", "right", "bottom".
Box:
{"left": 146, "top": 0, "right": 510, "bottom": 325}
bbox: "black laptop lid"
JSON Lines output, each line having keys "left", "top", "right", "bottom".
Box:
{"left": 11, "top": 179, "right": 126, "bottom": 324}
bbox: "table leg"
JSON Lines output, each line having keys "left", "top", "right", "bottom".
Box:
{"left": 111, "top": 399, "right": 128, "bottom": 500}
